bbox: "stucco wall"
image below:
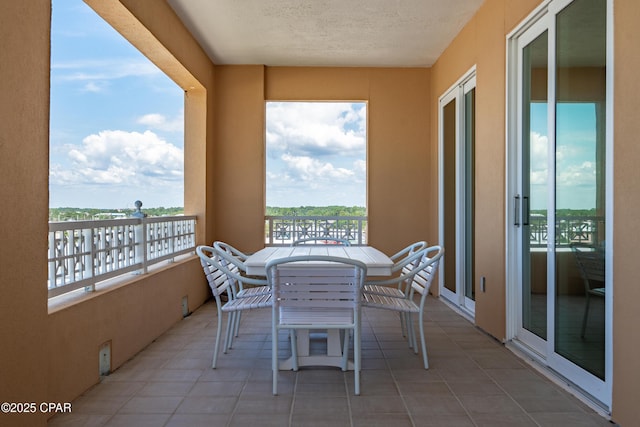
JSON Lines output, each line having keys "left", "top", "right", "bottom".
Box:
{"left": 612, "top": 0, "right": 640, "bottom": 424}
{"left": 430, "top": 0, "right": 543, "bottom": 344}
{"left": 0, "top": 2, "right": 214, "bottom": 425}
{"left": 213, "top": 66, "right": 432, "bottom": 256}
{"left": 430, "top": 0, "right": 640, "bottom": 423}
{"left": 47, "top": 259, "right": 208, "bottom": 404}
{"left": 0, "top": 1, "right": 51, "bottom": 426}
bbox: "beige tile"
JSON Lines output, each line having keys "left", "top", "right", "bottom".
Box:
{"left": 52, "top": 298, "right": 611, "bottom": 427}
{"left": 138, "top": 381, "right": 195, "bottom": 397}
{"left": 293, "top": 396, "right": 350, "bottom": 414}
{"left": 175, "top": 396, "right": 237, "bottom": 414}
{"left": 349, "top": 395, "right": 407, "bottom": 415}
{"left": 104, "top": 413, "right": 170, "bottom": 426}
{"left": 188, "top": 380, "right": 244, "bottom": 396}
{"left": 118, "top": 396, "right": 183, "bottom": 414}
{"left": 166, "top": 413, "right": 230, "bottom": 427}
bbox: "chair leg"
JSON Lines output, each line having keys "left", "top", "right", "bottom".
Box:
{"left": 418, "top": 311, "right": 428, "bottom": 369}
{"left": 223, "top": 312, "right": 234, "bottom": 353}
{"left": 290, "top": 330, "right": 299, "bottom": 372}
{"left": 234, "top": 311, "right": 242, "bottom": 338}
{"left": 341, "top": 328, "right": 350, "bottom": 371}
{"left": 581, "top": 293, "right": 592, "bottom": 339}
{"left": 212, "top": 309, "right": 223, "bottom": 369}
{"left": 272, "top": 321, "right": 278, "bottom": 395}
{"left": 354, "top": 325, "right": 360, "bottom": 396}
{"left": 406, "top": 313, "right": 418, "bottom": 353}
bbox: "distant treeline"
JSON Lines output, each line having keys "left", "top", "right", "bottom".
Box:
{"left": 49, "top": 207, "right": 184, "bottom": 221}
{"left": 267, "top": 206, "right": 366, "bottom": 216}
{"left": 50, "top": 206, "right": 366, "bottom": 221}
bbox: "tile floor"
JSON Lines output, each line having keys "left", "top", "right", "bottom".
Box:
{"left": 48, "top": 296, "right": 613, "bottom": 426}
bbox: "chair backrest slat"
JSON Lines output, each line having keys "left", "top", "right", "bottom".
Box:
{"left": 267, "top": 256, "right": 366, "bottom": 311}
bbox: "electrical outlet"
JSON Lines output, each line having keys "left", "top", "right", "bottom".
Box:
{"left": 182, "top": 296, "right": 189, "bottom": 317}
{"left": 99, "top": 341, "right": 111, "bottom": 376}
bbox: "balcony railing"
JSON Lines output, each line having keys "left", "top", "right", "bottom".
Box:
{"left": 529, "top": 214, "right": 604, "bottom": 248}
{"left": 48, "top": 215, "right": 197, "bottom": 298}
{"left": 265, "top": 215, "right": 367, "bottom": 246}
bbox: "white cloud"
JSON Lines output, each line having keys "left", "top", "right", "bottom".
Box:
{"left": 50, "top": 130, "right": 183, "bottom": 187}
{"left": 52, "top": 58, "right": 161, "bottom": 81}
{"left": 266, "top": 102, "right": 367, "bottom": 207}
{"left": 267, "top": 102, "right": 366, "bottom": 156}
{"left": 281, "top": 154, "right": 356, "bottom": 182}
{"left": 137, "top": 112, "right": 184, "bottom": 132}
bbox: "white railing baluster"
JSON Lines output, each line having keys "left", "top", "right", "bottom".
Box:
{"left": 264, "top": 215, "right": 368, "bottom": 246}
{"left": 48, "top": 216, "right": 196, "bottom": 298}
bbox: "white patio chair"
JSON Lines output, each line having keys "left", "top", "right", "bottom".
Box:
{"left": 291, "top": 237, "right": 352, "bottom": 246}
{"left": 214, "top": 241, "right": 271, "bottom": 298}
{"left": 212, "top": 241, "right": 272, "bottom": 347}
{"left": 362, "top": 245, "right": 443, "bottom": 369}
{"left": 571, "top": 244, "right": 605, "bottom": 338}
{"left": 363, "top": 241, "right": 427, "bottom": 298}
{"left": 266, "top": 255, "right": 367, "bottom": 395}
{"left": 196, "top": 245, "right": 272, "bottom": 368}
{"left": 363, "top": 241, "right": 427, "bottom": 336}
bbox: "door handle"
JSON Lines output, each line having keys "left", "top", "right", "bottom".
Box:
{"left": 514, "top": 195, "right": 520, "bottom": 227}
{"left": 523, "top": 196, "right": 530, "bottom": 226}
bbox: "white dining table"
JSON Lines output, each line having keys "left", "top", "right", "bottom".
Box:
{"left": 244, "top": 245, "right": 394, "bottom": 277}
{"left": 244, "top": 245, "right": 394, "bottom": 370}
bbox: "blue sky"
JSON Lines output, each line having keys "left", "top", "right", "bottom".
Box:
{"left": 529, "top": 102, "right": 599, "bottom": 210}
{"left": 50, "top": 1, "right": 185, "bottom": 209}
{"left": 50, "top": 1, "right": 367, "bottom": 210}
{"left": 266, "top": 102, "right": 367, "bottom": 207}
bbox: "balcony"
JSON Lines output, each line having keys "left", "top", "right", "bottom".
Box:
{"left": 47, "top": 296, "right": 609, "bottom": 426}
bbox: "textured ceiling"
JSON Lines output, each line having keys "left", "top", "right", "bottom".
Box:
{"left": 167, "top": 0, "right": 485, "bottom": 67}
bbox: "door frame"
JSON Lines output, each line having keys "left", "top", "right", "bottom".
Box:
{"left": 438, "top": 66, "right": 476, "bottom": 317}
{"left": 504, "top": 0, "right": 614, "bottom": 411}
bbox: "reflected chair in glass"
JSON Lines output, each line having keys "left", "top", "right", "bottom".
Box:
{"left": 571, "top": 243, "right": 605, "bottom": 338}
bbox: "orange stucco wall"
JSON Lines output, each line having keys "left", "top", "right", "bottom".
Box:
{"left": 612, "top": 0, "right": 640, "bottom": 424}
{"left": 0, "top": 1, "right": 50, "bottom": 425}
{"left": 3, "top": 0, "right": 640, "bottom": 425}
{"left": 430, "top": 0, "right": 640, "bottom": 423}
{"left": 0, "top": 2, "right": 213, "bottom": 425}
{"left": 430, "top": 0, "right": 543, "bottom": 346}
{"left": 212, "top": 66, "right": 433, "bottom": 255}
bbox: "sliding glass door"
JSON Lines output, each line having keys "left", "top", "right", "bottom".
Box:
{"left": 508, "top": 0, "right": 611, "bottom": 409}
{"left": 440, "top": 70, "right": 476, "bottom": 316}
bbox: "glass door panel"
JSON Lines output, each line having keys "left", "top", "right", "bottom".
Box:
{"left": 464, "top": 87, "right": 475, "bottom": 303}
{"left": 440, "top": 72, "right": 476, "bottom": 314}
{"left": 553, "top": 0, "right": 606, "bottom": 380}
{"left": 442, "top": 98, "right": 457, "bottom": 295}
{"left": 522, "top": 31, "right": 549, "bottom": 341}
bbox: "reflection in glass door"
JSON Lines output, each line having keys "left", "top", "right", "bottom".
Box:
{"left": 509, "top": 0, "right": 610, "bottom": 408}
{"left": 439, "top": 70, "right": 476, "bottom": 316}
{"left": 554, "top": 0, "right": 607, "bottom": 382}
{"left": 521, "top": 30, "right": 548, "bottom": 345}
